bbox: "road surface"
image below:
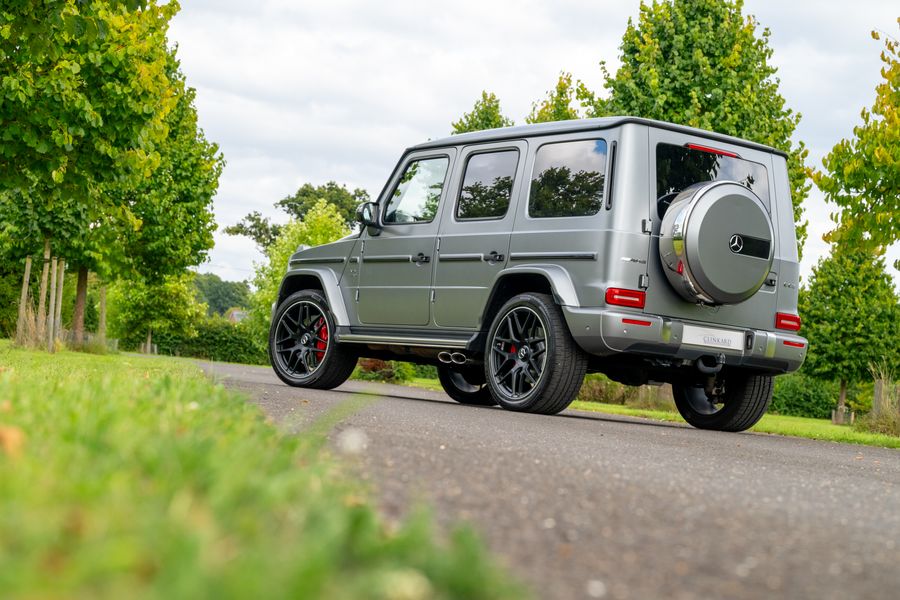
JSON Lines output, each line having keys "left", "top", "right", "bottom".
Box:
{"left": 200, "top": 361, "right": 900, "bottom": 600}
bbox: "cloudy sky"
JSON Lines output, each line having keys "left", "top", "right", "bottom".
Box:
{"left": 167, "top": 0, "right": 899, "bottom": 283}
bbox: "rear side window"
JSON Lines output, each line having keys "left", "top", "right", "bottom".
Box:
{"left": 529, "top": 139, "right": 606, "bottom": 218}
{"left": 656, "top": 143, "right": 770, "bottom": 210}
{"left": 456, "top": 150, "right": 519, "bottom": 220}
{"left": 383, "top": 156, "right": 449, "bottom": 224}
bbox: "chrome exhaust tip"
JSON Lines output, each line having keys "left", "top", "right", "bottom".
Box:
{"left": 438, "top": 351, "right": 453, "bottom": 364}
{"left": 450, "top": 352, "right": 468, "bottom": 365}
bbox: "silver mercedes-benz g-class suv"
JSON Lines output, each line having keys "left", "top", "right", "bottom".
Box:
{"left": 269, "top": 117, "right": 807, "bottom": 432}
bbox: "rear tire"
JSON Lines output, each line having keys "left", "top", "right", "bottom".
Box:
{"left": 437, "top": 364, "right": 496, "bottom": 406}
{"left": 269, "top": 290, "right": 357, "bottom": 390}
{"left": 672, "top": 372, "right": 773, "bottom": 432}
{"left": 484, "top": 292, "right": 588, "bottom": 415}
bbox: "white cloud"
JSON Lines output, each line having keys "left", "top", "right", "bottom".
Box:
{"left": 168, "top": 0, "right": 898, "bottom": 285}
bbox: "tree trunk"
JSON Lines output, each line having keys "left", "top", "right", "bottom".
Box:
{"left": 145, "top": 328, "right": 153, "bottom": 354}
{"left": 53, "top": 260, "right": 66, "bottom": 344}
{"left": 46, "top": 258, "right": 57, "bottom": 353}
{"left": 72, "top": 266, "right": 89, "bottom": 347}
{"left": 15, "top": 256, "right": 33, "bottom": 345}
{"left": 873, "top": 379, "right": 885, "bottom": 417}
{"left": 833, "top": 379, "right": 849, "bottom": 424}
{"left": 98, "top": 284, "right": 107, "bottom": 347}
{"left": 36, "top": 238, "right": 51, "bottom": 339}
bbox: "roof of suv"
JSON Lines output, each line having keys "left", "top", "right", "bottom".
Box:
{"left": 411, "top": 116, "right": 788, "bottom": 158}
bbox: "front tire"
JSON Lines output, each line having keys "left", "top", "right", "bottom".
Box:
{"left": 437, "top": 364, "right": 496, "bottom": 406}
{"left": 269, "top": 290, "right": 357, "bottom": 389}
{"left": 484, "top": 292, "right": 587, "bottom": 415}
{"left": 672, "top": 372, "right": 773, "bottom": 432}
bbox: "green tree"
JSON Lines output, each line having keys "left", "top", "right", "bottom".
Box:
{"left": 0, "top": 1, "right": 181, "bottom": 343}
{"left": 526, "top": 72, "right": 586, "bottom": 123}
{"left": 598, "top": 0, "right": 809, "bottom": 250}
{"left": 227, "top": 182, "right": 366, "bottom": 250}
{"left": 800, "top": 244, "right": 900, "bottom": 414}
{"left": 247, "top": 200, "right": 350, "bottom": 338}
{"left": 193, "top": 273, "right": 250, "bottom": 316}
{"left": 108, "top": 271, "right": 205, "bottom": 351}
{"left": 812, "top": 20, "right": 900, "bottom": 258}
{"left": 451, "top": 91, "right": 514, "bottom": 133}
{"left": 222, "top": 211, "right": 283, "bottom": 252}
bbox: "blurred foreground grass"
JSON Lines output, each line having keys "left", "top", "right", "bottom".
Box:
{"left": 0, "top": 340, "right": 524, "bottom": 599}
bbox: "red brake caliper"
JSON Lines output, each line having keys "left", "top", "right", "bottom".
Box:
{"left": 315, "top": 318, "right": 328, "bottom": 361}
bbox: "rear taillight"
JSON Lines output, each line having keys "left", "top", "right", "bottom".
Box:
{"left": 775, "top": 313, "right": 801, "bottom": 331}
{"left": 606, "top": 287, "right": 646, "bottom": 309}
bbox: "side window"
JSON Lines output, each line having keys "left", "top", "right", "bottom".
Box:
{"left": 529, "top": 139, "right": 606, "bottom": 218}
{"left": 383, "top": 156, "right": 449, "bottom": 224}
{"left": 456, "top": 150, "right": 519, "bottom": 220}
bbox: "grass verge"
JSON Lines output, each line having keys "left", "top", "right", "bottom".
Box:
{"left": 0, "top": 340, "right": 524, "bottom": 598}
{"left": 400, "top": 376, "right": 899, "bottom": 449}
{"left": 569, "top": 401, "right": 900, "bottom": 449}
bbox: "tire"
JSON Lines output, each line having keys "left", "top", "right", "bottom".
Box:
{"left": 437, "top": 364, "right": 496, "bottom": 406}
{"left": 672, "top": 372, "right": 773, "bottom": 432}
{"left": 269, "top": 290, "right": 357, "bottom": 389}
{"left": 484, "top": 292, "right": 588, "bottom": 415}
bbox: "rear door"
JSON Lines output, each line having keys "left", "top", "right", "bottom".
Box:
{"left": 357, "top": 150, "right": 455, "bottom": 326}
{"left": 645, "top": 128, "right": 780, "bottom": 331}
{"left": 432, "top": 141, "right": 526, "bottom": 329}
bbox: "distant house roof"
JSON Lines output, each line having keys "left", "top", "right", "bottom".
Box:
{"left": 410, "top": 116, "right": 786, "bottom": 158}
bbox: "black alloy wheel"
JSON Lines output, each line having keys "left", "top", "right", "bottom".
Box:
{"left": 484, "top": 292, "right": 587, "bottom": 415}
{"left": 672, "top": 371, "right": 773, "bottom": 432}
{"left": 269, "top": 290, "right": 357, "bottom": 389}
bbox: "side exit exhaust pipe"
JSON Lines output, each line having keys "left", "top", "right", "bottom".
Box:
{"left": 438, "top": 351, "right": 453, "bottom": 364}
{"left": 450, "top": 352, "right": 468, "bottom": 365}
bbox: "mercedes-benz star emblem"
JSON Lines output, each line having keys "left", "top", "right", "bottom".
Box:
{"left": 729, "top": 234, "right": 744, "bottom": 254}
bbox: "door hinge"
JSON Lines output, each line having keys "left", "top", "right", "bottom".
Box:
{"left": 355, "top": 289, "right": 360, "bottom": 302}
{"left": 430, "top": 290, "right": 435, "bottom": 303}
{"left": 638, "top": 274, "right": 649, "bottom": 289}
{"left": 641, "top": 219, "right": 652, "bottom": 234}
{"left": 436, "top": 237, "right": 441, "bottom": 251}
{"left": 360, "top": 240, "right": 365, "bottom": 254}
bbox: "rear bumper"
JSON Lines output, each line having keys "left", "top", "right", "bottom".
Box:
{"left": 563, "top": 307, "right": 807, "bottom": 374}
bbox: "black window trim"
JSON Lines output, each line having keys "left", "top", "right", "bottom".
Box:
{"left": 526, "top": 137, "right": 609, "bottom": 220}
{"left": 381, "top": 152, "right": 452, "bottom": 226}
{"left": 453, "top": 147, "right": 521, "bottom": 222}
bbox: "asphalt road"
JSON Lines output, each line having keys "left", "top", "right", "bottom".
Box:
{"left": 200, "top": 361, "right": 900, "bottom": 600}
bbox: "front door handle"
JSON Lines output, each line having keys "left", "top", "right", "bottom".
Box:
{"left": 485, "top": 251, "right": 505, "bottom": 263}
{"left": 414, "top": 252, "right": 431, "bottom": 264}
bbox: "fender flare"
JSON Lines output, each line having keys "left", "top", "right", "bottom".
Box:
{"left": 277, "top": 268, "right": 351, "bottom": 326}
{"left": 492, "top": 264, "right": 580, "bottom": 306}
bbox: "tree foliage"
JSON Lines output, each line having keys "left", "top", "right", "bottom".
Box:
{"left": 222, "top": 211, "right": 283, "bottom": 252}
{"left": 812, "top": 20, "right": 900, "bottom": 257}
{"left": 526, "top": 73, "right": 588, "bottom": 124}
{"left": 193, "top": 272, "right": 250, "bottom": 316}
{"left": 247, "top": 200, "right": 350, "bottom": 337}
{"left": 227, "top": 182, "right": 365, "bottom": 251}
{"left": 598, "top": 0, "right": 809, "bottom": 250}
{"left": 451, "top": 91, "right": 514, "bottom": 133}
{"left": 108, "top": 271, "right": 205, "bottom": 345}
{"left": 800, "top": 244, "right": 900, "bottom": 398}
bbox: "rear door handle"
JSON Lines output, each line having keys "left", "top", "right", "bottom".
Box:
{"left": 414, "top": 252, "right": 431, "bottom": 264}
{"left": 485, "top": 251, "right": 505, "bottom": 263}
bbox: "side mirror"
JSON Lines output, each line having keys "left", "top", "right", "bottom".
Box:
{"left": 356, "top": 201, "right": 381, "bottom": 234}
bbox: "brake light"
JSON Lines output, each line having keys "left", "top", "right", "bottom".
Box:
{"left": 783, "top": 340, "right": 805, "bottom": 348}
{"left": 606, "top": 288, "right": 646, "bottom": 309}
{"left": 685, "top": 143, "right": 739, "bottom": 158}
{"left": 775, "top": 313, "right": 801, "bottom": 331}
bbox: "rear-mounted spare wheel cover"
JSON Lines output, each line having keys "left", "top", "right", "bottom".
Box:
{"left": 659, "top": 181, "right": 774, "bottom": 305}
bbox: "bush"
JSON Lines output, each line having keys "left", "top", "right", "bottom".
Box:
{"left": 153, "top": 317, "right": 268, "bottom": 365}
{"left": 354, "top": 359, "right": 416, "bottom": 383}
{"left": 770, "top": 373, "right": 838, "bottom": 419}
{"left": 854, "top": 409, "right": 900, "bottom": 437}
{"left": 577, "top": 374, "right": 638, "bottom": 405}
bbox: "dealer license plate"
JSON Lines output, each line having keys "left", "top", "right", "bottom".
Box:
{"left": 682, "top": 325, "right": 744, "bottom": 351}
